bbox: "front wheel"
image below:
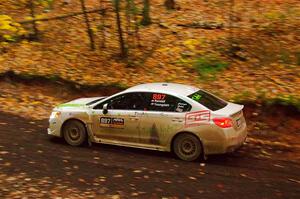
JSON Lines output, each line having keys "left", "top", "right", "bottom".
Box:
{"left": 173, "top": 133, "right": 202, "bottom": 161}
{"left": 62, "top": 120, "right": 87, "bottom": 146}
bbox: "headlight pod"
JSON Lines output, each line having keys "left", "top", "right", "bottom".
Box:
{"left": 50, "top": 111, "right": 61, "bottom": 118}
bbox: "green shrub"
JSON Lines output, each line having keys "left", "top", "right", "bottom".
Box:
{"left": 193, "top": 56, "right": 229, "bottom": 77}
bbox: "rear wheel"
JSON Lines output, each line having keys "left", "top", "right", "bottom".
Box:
{"left": 63, "top": 120, "right": 87, "bottom": 146}
{"left": 173, "top": 133, "right": 202, "bottom": 161}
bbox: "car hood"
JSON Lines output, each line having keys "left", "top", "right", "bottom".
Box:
{"left": 57, "top": 97, "right": 105, "bottom": 108}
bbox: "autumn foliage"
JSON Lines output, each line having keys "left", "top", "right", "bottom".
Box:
{"left": 0, "top": 0, "right": 299, "bottom": 107}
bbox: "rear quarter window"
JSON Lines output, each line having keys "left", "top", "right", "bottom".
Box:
{"left": 145, "top": 93, "right": 191, "bottom": 112}
{"left": 188, "top": 90, "right": 227, "bottom": 111}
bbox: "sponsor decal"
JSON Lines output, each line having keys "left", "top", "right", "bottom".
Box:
{"left": 176, "top": 102, "right": 188, "bottom": 112}
{"left": 152, "top": 93, "right": 166, "bottom": 100}
{"left": 150, "top": 93, "right": 169, "bottom": 107}
{"left": 100, "top": 117, "right": 125, "bottom": 128}
{"left": 185, "top": 110, "right": 210, "bottom": 127}
{"left": 57, "top": 103, "right": 85, "bottom": 108}
{"left": 191, "top": 93, "right": 202, "bottom": 102}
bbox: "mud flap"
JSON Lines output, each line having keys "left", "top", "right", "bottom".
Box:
{"left": 85, "top": 123, "right": 95, "bottom": 147}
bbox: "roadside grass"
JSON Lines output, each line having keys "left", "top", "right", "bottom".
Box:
{"left": 231, "top": 91, "right": 300, "bottom": 111}
{"left": 0, "top": 70, "right": 127, "bottom": 91}
{"left": 1, "top": 70, "right": 300, "bottom": 112}
{"left": 193, "top": 55, "right": 229, "bottom": 80}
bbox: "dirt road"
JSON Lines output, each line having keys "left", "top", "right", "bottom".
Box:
{"left": 0, "top": 112, "right": 300, "bottom": 198}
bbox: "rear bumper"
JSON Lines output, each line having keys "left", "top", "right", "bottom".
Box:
{"left": 223, "top": 128, "right": 247, "bottom": 153}
{"left": 204, "top": 125, "right": 248, "bottom": 155}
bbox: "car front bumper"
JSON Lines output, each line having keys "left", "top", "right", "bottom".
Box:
{"left": 48, "top": 118, "right": 62, "bottom": 137}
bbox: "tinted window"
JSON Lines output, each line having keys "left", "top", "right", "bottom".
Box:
{"left": 94, "top": 93, "right": 146, "bottom": 110}
{"left": 145, "top": 93, "right": 191, "bottom": 112}
{"left": 188, "top": 90, "right": 227, "bottom": 111}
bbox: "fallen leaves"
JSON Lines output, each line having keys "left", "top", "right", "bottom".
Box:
{"left": 0, "top": 0, "right": 298, "bottom": 108}
{"left": 133, "top": 170, "right": 142, "bottom": 173}
{"left": 113, "top": 174, "right": 123, "bottom": 178}
{"left": 288, "top": 178, "right": 300, "bottom": 184}
{"left": 0, "top": 151, "right": 9, "bottom": 155}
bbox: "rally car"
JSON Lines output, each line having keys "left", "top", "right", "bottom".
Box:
{"left": 48, "top": 83, "right": 247, "bottom": 161}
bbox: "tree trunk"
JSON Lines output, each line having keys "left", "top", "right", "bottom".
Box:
{"left": 229, "top": 0, "right": 235, "bottom": 44}
{"left": 98, "top": 0, "right": 106, "bottom": 48}
{"left": 125, "top": 0, "right": 131, "bottom": 40}
{"left": 114, "top": 0, "right": 127, "bottom": 58}
{"left": 141, "top": 0, "right": 151, "bottom": 26}
{"left": 28, "top": 0, "right": 39, "bottom": 40}
{"left": 80, "top": 0, "right": 95, "bottom": 50}
{"left": 164, "top": 0, "right": 175, "bottom": 10}
{"left": 133, "top": 2, "right": 141, "bottom": 47}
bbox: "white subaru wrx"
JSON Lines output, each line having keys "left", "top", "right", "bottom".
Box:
{"left": 48, "top": 83, "right": 247, "bottom": 161}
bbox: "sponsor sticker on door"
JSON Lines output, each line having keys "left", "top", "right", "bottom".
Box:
{"left": 185, "top": 110, "right": 210, "bottom": 127}
{"left": 100, "top": 117, "right": 125, "bottom": 128}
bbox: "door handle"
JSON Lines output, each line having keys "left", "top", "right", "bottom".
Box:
{"left": 129, "top": 116, "right": 139, "bottom": 121}
{"left": 172, "top": 118, "right": 184, "bottom": 122}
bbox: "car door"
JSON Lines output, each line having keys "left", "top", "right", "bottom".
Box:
{"left": 138, "top": 92, "right": 191, "bottom": 147}
{"left": 92, "top": 92, "right": 147, "bottom": 143}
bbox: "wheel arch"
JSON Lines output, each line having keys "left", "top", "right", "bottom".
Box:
{"left": 170, "top": 131, "right": 205, "bottom": 157}
{"left": 60, "top": 118, "right": 87, "bottom": 137}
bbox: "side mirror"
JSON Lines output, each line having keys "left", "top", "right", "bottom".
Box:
{"left": 103, "top": 103, "right": 108, "bottom": 114}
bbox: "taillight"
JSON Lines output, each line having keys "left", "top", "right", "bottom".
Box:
{"left": 213, "top": 118, "right": 233, "bottom": 128}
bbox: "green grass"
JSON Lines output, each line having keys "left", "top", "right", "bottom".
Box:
{"left": 193, "top": 56, "right": 229, "bottom": 78}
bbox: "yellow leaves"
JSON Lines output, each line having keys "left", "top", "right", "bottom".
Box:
{"left": 40, "top": 1, "right": 49, "bottom": 8}
{"left": 183, "top": 39, "right": 200, "bottom": 51}
{"left": 0, "top": 14, "right": 27, "bottom": 41}
{"left": 0, "top": 21, "right": 17, "bottom": 32}
{"left": 184, "top": 39, "right": 200, "bottom": 46}
{"left": 157, "top": 47, "right": 170, "bottom": 53}
{"left": 264, "top": 11, "right": 286, "bottom": 21}
{"left": 31, "top": 101, "right": 41, "bottom": 105}
{"left": 25, "top": 16, "right": 33, "bottom": 21}
{"left": 91, "top": 26, "right": 98, "bottom": 33}
{"left": 3, "top": 34, "right": 13, "bottom": 41}
{"left": 0, "top": 42, "right": 9, "bottom": 47}
{"left": 0, "top": 15, "right": 12, "bottom": 21}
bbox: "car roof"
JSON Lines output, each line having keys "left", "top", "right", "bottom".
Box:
{"left": 125, "top": 83, "right": 199, "bottom": 96}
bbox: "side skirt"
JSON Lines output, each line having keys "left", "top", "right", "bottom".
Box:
{"left": 93, "top": 137, "right": 169, "bottom": 152}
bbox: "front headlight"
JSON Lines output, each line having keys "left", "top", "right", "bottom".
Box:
{"left": 50, "top": 111, "right": 61, "bottom": 118}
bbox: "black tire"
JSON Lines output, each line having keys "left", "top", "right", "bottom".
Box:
{"left": 173, "top": 133, "right": 202, "bottom": 161}
{"left": 62, "top": 120, "right": 87, "bottom": 146}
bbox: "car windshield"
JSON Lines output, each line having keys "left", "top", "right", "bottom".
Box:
{"left": 188, "top": 90, "right": 227, "bottom": 111}
{"left": 86, "top": 98, "right": 105, "bottom": 106}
